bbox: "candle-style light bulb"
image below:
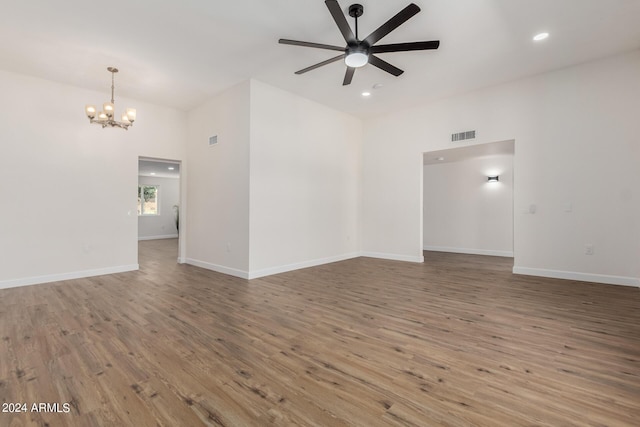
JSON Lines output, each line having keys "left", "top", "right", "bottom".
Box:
{"left": 85, "top": 105, "right": 97, "bottom": 119}
{"left": 126, "top": 108, "right": 136, "bottom": 123}
{"left": 103, "top": 102, "right": 114, "bottom": 118}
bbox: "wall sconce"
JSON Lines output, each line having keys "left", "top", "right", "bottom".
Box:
{"left": 487, "top": 175, "right": 499, "bottom": 182}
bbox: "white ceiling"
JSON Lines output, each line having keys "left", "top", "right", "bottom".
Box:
{"left": 423, "top": 140, "right": 514, "bottom": 165}
{"left": 2, "top": 0, "right": 640, "bottom": 119}
{"left": 139, "top": 159, "right": 180, "bottom": 179}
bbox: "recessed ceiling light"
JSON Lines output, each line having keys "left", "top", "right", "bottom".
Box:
{"left": 168, "top": 167, "right": 175, "bottom": 170}
{"left": 436, "top": 157, "right": 445, "bottom": 161}
{"left": 533, "top": 32, "right": 549, "bottom": 41}
{"left": 150, "top": 172, "right": 156, "bottom": 175}
{"left": 372, "top": 83, "right": 384, "bottom": 90}
{"left": 362, "top": 92, "right": 371, "bottom": 97}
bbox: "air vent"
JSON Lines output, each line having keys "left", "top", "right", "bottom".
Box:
{"left": 451, "top": 130, "right": 476, "bottom": 142}
{"left": 209, "top": 135, "right": 218, "bottom": 146}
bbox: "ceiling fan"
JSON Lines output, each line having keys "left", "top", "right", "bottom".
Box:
{"left": 279, "top": 0, "right": 440, "bottom": 86}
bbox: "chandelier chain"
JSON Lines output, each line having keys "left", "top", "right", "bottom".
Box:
{"left": 111, "top": 71, "right": 115, "bottom": 104}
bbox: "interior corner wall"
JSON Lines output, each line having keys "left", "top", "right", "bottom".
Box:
{"left": 248, "top": 80, "right": 362, "bottom": 278}
{"left": 423, "top": 154, "right": 514, "bottom": 257}
{"left": 0, "top": 70, "right": 187, "bottom": 289}
{"left": 138, "top": 175, "right": 180, "bottom": 240}
{"left": 185, "top": 81, "right": 251, "bottom": 278}
{"left": 363, "top": 50, "right": 640, "bottom": 286}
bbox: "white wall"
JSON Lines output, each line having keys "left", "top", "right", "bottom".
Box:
{"left": 1, "top": 74, "right": 361, "bottom": 285}
{"left": 423, "top": 154, "right": 513, "bottom": 257}
{"left": 248, "top": 80, "right": 362, "bottom": 278}
{"left": 0, "top": 70, "right": 187, "bottom": 289}
{"left": 185, "top": 80, "right": 362, "bottom": 279}
{"left": 138, "top": 175, "right": 180, "bottom": 240}
{"left": 4, "top": 51, "right": 638, "bottom": 288}
{"left": 363, "top": 50, "right": 640, "bottom": 286}
{"left": 185, "top": 81, "right": 251, "bottom": 277}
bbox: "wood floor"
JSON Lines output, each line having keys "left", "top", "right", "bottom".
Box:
{"left": 1, "top": 239, "right": 639, "bottom": 426}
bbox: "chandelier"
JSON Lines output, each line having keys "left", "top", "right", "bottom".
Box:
{"left": 85, "top": 67, "right": 136, "bottom": 130}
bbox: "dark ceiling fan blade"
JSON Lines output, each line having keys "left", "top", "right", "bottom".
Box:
{"left": 363, "top": 3, "right": 420, "bottom": 46}
{"left": 343, "top": 67, "right": 355, "bottom": 86}
{"left": 279, "top": 39, "right": 345, "bottom": 52}
{"left": 371, "top": 40, "right": 440, "bottom": 54}
{"left": 325, "top": 0, "right": 356, "bottom": 44}
{"left": 295, "top": 54, "right": 345, "bottom": 75}
{"left": 368, "top": 55, "right": 404, "bottom": 76}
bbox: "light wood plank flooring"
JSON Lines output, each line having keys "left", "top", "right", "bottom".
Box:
{"left": 1, "top": 239, "right": 639, "bottom": 426}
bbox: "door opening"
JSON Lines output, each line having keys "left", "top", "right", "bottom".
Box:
{"left": 138, "top": 157, "right": 182, "bottom": 264}
{"left": 422, "top": 140, "right": 515, "bottom": 263}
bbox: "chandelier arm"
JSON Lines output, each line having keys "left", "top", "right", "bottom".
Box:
{"left": 89, "top": 118, "right": 131, "bottom": 130}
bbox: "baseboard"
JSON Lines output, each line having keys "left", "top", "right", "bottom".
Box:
{"left": 0, "top": 264, "right": 139, "bottom": 290}
{"left": 248, "top": 252, "right": 360, "bottom": 280}
{"left": 513, "top": 266, "right": 640, "bottom": 288}
{"left": 138, "top": 234, "right": 178, "bottom": 241}
{"left": 423, "top": 245, "right": 514, "bottom": 258}
{"left": 360, "top": 251, "right": 424, "bottom": 263}
{"left": 185, "top": 258, "right": 250, "bottom": 280}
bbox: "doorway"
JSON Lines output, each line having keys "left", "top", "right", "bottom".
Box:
{"left": 138, "top": 157, "right": 182, "bottom": 263}
{"left": 422, "top": 140, "right": 515, "bottom": 260}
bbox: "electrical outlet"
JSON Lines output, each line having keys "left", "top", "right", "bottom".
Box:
{"left": 585, "top": 244, "right": 594, "bottom": 255}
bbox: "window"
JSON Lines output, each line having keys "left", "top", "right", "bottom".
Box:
{"left": 138, "top": 185, "right": 159, "bottom": 215}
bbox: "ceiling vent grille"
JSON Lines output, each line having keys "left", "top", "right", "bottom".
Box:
{"left": 451, "top": 130, "right": 476, "bottom": 142}
{"left": 209, "top": 135, "right": 218, "bottom": 146}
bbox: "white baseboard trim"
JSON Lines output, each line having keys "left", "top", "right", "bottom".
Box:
{"left": 0, "top": 264, "right": 139, "bottom": 290}
{"left": 360, "top": 251, "right": 424, "bottom": 263}
{"left": 138, "top": 234, "right": 178, "bottom": 241}
{"left": 248, "top": 252, "right": 360, "bottom": 280}
{"left": 185, "top": 258, "right": 250, "bottom": 280}
{"left": 185, "top": 253, "right": 361, "bottom": 280}
{"left": 513, "top": 266, "right": 640, "bottom": 288}
{"left": 423, "top": 245, "right": 514, "bottom": 258}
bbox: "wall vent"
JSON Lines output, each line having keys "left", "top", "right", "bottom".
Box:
{"left": 451, "top": 130, "right": 476, "bottom": 142}
{"left": 209, "top": 135, "right": 218, "bottom": 146}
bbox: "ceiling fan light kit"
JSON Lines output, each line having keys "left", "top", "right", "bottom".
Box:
{"left": 279, "top": 0, "right": 440, "bottom": 86}
{"left": 85, "top": 67, "right": 136, "bottom": 130}
{"left": 345, "top": 45, "right": 369, "bottom": 68}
